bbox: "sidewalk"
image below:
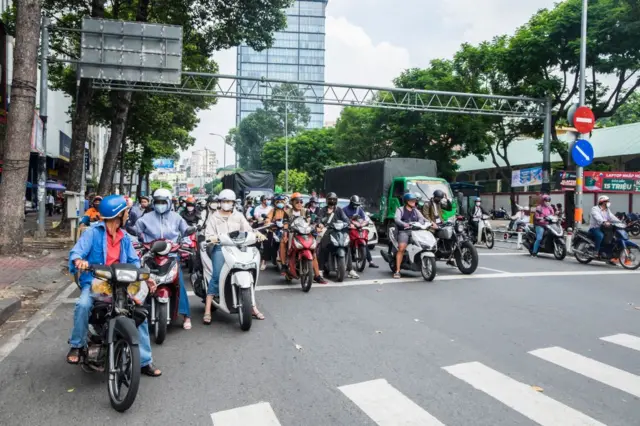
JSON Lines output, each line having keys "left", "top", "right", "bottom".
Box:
{"left": 0, "top": 249, "right": 72, "bottom": 335}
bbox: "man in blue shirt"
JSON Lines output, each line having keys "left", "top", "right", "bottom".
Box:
{"left": 342, "top": 195, "right": 378, "bottom": 269}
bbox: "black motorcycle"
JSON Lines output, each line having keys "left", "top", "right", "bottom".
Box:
{"left": 433, "top": 216, "right": 478, "bottom": 274}
{"left": 74, "top": 263, "right": 151, "bottom": 412}
{"left": 522, "top": 215, "right": 566, "bottom": 260}
{"left": 572, "top": 222, "right": 640, "bottom": 268}
{"left": 321, "top": 219, "right": 349, "bottom": 282}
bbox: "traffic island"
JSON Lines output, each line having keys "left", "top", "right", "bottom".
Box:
{"left": 0, "top": 298, "right": 21, "bottom": 327}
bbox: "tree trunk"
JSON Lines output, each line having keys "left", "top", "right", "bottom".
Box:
{"left": 97, "top": 91, "right": 132, "bottom": 195}
{"left": 0, "top": 0, "right": 41, "bottom": 253}
{"left": 67, "top": 0, "right": 105, "bottom": 193}
{"left": 136, "top": 170, "right": 143, "bottom": 199}
{"left": 118, "top": 138, "right": 126, "bottom": 195}
{"left": 145, "top": 173, "right": 150, "bottom": 196}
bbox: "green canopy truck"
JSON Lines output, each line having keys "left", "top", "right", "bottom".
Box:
{"left": 323, "top": 158, "right": 457, "bottom": 237}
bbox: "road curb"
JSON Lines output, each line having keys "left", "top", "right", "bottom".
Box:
{"left": 0, "top": 298, "right": 22, "bottom": 327}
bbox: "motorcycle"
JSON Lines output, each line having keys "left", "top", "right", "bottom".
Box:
{"left": 491, "top": 207, "right": 508, "bottom": 219}
{"left": 572, "top": 223, "right": 640, "bottom": 268}
{"left": 470, "top": 214, "right": 494, "bottom": 249}
{"left": 285, "top": 217, "right": 317, "bottom": 291}
{"left": 268, "top": 219, "right": 286, "bottom": 272}
{"left": 73, "top": 263, "right": 151, "bottom": 412}
{"left": 349, "top": 216, "right": 370, "bottom": 272}
{"left": 433, "top": 216, "right": 479, "bottom": 274}
{"left": 522, "top": 215, "right": 566, "bottom": 260}
{"left": 319, "top": 219, "right": 350, "bottom": 282}
{"left": 193, "top": 230, "right": 262, "bottom": 331}
{"left": 380, "top": 222, "right": 437, "bottom": 281}
{"left": 180, "top": 233, "right": 197, "bottom": 272}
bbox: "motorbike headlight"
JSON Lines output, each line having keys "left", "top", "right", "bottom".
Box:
{"left": 344, "top": 235, "right": 350, "bottom": 245}
{"left": 457, "top": 224, "right": 464, "bottom": 233}
{"left": 310, "top": 239, "right": 317, "bottom": 250}
{"left": 157, "top": 264, "right": 179, "bottom": 284}
{"left": 330, "top": 235, "right": 339, "bottom": 246}
{"left": 293, "top": 239, "right": 304, "bottom": 249}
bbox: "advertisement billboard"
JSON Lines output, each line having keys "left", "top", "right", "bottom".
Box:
{"left": 152, "top": 158, "right": 175, "bottom": 169}
{"left": 556, "top": 171, "right": 640, "bottom": 193}
{"left": 511, "top": 166, "right": 543, "bottom": 188}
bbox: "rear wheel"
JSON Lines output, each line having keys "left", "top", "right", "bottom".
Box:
{"left": 484, "top": 229, "right": 494, "bottom": 249}
{"left": 355, "top": 245, "right": 367, "bottom": 272}
{"left": 455, "top": 241, "right": 478, "bottom": 274}
{"left": 300, "top": 259, "right": 314, "bottom": 292}
{"left": 574, "top": 241, "right": 592, "bottom": 264}
{"left": 336, "top": 256, "right": 346, "bottom": 282}
{"left": 108, "top": 327, "right": 141, "bottom": 412}
{"left": 421, "top": 256, "right": 437, "bottom": 281}
{"left": 153, "top": 302, "right": 168, "bottom": 345}
{"left": 238, "top": 288, "right": 253, "bottom": 331}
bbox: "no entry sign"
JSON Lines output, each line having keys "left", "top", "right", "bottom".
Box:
{"left": 573, "top": 106, "right": 595, "bottom": 134}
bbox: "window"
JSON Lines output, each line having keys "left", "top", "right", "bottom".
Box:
{"left": 298, "top": 1, "right": 325, "bottom": 17}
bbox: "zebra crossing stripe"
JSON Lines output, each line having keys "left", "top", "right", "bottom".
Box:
{"left": 443, "top": 361, "right": 605, "bottom": 426}
{"left": 210, "top": 402, "right": 281, "bottom": 426}
{"left": 600, "top": 333, "right": 640, "bottom": 352}
{"left": 339, "top": 378, "right": 445, "bottom": 425}
{"left": 530, "top": 346, "right": 640, "bottom": 398}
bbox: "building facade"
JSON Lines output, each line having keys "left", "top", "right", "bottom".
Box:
{"left": 189, "top": 149, "right": 218, "bottom": 179}
{"left": 236, "top": 0, "right": 327, "bottom": 129}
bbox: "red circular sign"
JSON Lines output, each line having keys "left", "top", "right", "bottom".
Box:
{"left": 573, "top": 106, "right": 595, "bottom": 134}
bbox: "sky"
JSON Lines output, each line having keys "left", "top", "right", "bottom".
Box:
{"left": 183, "top": 0, "right": 558, "bottom": 167}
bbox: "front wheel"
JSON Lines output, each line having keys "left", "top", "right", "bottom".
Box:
{"left": 108, "top": 328, "right": 141, "bottom": 412}
{"left": 238, "top": 287, "right": 253, "bottom": 331}
{"left": 484, "top": 228, "right": 494, "bottom": 249}
{"left": 455, "top": 241, "right": 479, "bottom": 274}
{"left": 300, "top": 259, "right": 314, "bottom": 292}
{"left": 354, "top": 245, "right": 367, "bottom": 272}
{"left": 153, "top": 302, "right": 168, "bottom": 344}
{"left": 630, "top": 223, "right": 640, "bottom": 237}
{"left": 421, "top": 256, "right": 437, "bottom": 281}
{"left": 620, "top": 246, "right": 640, "bottom": 270}
{"left": 336, "top": 256, "right": 346, "bottom": 282}
{"left": 553, "top": 240, "right": 567, "bottom": 260}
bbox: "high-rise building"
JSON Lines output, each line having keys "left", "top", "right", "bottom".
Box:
{"left": 236, "top": 0, "right": 327, "bottom": 129}
{"left": 189, "top": 149, "right": 218, "bottom": 178}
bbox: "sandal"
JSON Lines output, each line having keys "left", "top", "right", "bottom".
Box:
{"left": 393, "top": 272, "right": 401, "bottom": 279}
{"left": 66, "top": 347, "right": 81, "bottom": 364}
{"left": 252, "top": 309, "right": 265, "bottom": 320}
{"left": 141, "top": 363, "right": 162, "bottom": 377}
{"left": 203, "top": 313, "right": 212, "bottom": 325}
{"left": 183, "top": 317, "right": 192, "bottom": 330}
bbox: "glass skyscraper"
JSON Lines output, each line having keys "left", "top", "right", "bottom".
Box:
{"left": 236, "top": 0, "right": 327, "bottom": 129}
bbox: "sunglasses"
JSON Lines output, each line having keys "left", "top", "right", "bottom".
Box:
{"left": 293, "top": 200, "right": 303, "bottom": 204}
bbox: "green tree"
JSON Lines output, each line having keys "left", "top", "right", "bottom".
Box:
{"left": 334, "top": 107, "right": 394, "bottom": 162}
{"left": 261, "top": 128, "right": 338, "bottom": 191}
{"left": 599, "top": 92, "right": 640, "bottom": 127}
{"left": 204, "top": 179, "right": 221, "bottom": 195}
{"left": 150, "top": 180, "right": 173, "bottom": 192}
{"left": 276, "top": 169, "right": 309, "bottom": 193}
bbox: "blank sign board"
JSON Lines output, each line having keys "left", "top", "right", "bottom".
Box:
{"left": 80, "top": 18, "right": 183, "bottom": 84}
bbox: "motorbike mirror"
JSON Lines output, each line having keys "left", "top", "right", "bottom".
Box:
{"left": 151, "top": 240, "right": 168, "bottom": 254}
{"left": 184, "top": 226, "right": 197, "bottom": 236}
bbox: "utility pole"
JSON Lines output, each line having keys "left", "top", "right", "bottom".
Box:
{"left": 285, "top": 102, "right": 288, "bottom": 193}
{"left": 575, "top": 0, "right": 588, "bottom": 227}
{"left": 36, "top": 17, "right": 50, "bottom": 237}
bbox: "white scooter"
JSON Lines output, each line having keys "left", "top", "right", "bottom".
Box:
{"left": 472, "top": 214, "right": 494, "bottom": 249}
{"left": 379, "top": 221, "right": 438, "bottom": 281}
{"left": 191, "top": 230, "right": 263, "bottom": 331}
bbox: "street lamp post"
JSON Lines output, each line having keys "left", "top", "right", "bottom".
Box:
{"left": 285, "top": 103, "right": 288, "bottom": 193}
{"left": 209, "top": 132, "right": 227, "bottom": 169}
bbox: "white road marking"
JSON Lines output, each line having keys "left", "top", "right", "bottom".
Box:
{"left": 339, "top": 378, "right": 445, "bottom": 426}
{"left": 477, "top": 266, "right": 509, "bottom": 274}
{"left": 211, "top": 402, "right": 281, "bottom": 426}
{"left": 476, "top": 252, "right": 527, "bottom": 256}
{"left": 443, "top": 361, "right": 605, "bottom": 426}
{"left": 0, "top": 282, "right": 77, "bottom": 363}
{"left": 530, "top": 346, "right": 640, "bottom": 398}
{"left": 600, "top": 333, "right": 640, "bottom": 352}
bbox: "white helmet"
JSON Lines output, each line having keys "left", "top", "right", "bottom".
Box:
{"left": 218, "top": 189, "right": 236, "bottom": 202}
{"left": 597, "top": 195, "right": 610, "bottom": 205}
{"left": 153, "top": 188, "right": 172, "bottom": 202}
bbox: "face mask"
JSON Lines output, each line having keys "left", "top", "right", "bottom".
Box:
{"left": 606, "top": 202, "right": 611, "bottom": 209}
{"left": 475, "top": 202, "right": 481, "bottom": 206}
{"left": 544, "top": 201, "right": 551, "bottom": 207}
{"left": 221, "top": 202, "right": 234, "bottom": 211}
{"left": 328, "top": 200, "right": 336, "bottom": 206}
{"left": 154, "top": 203, "right": 168, "bottom": 214}
{"left": 276, "top": 203, "right": 284, "bottom": 209}
{"left": 187, "top": 206, "right": 194, "bottom": 212}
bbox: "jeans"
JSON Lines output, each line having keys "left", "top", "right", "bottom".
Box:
{"left": 69, "top": 286, "right": 153, "bottom": 367}
{"left": 207, "top": 245, "right": 224, "bottom": 296}
{"left": 589, "top": 228, "right": 604, "bottom": 253}
{"left": 177, "top": 268, "right": 191, "bottom": 317}
{"left": 533, "top": 225, "right": 545, "bottom": 254}
{"left": 365, "top": 244, "right": 373, "bottom": 263}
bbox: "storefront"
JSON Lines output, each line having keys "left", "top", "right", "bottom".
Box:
{"left": 555, "top": 171, "right": 640, "bottom": 214}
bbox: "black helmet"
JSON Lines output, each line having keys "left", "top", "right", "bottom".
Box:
{"left": 309, "top": 196, "right": 318, "bottom": 204}
{"left": 433, "top": 189, "right": 445, "bottom": 200}
{"left": 349, "top": 195, "right": 361, "bottom": 206}
{"left": 326, "top": 192, "right": 337, "bottom": 206}
{"left": 206, "top": 195, "right": 216, "bottom": 203}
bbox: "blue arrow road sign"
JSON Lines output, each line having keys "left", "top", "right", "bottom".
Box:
{"left": 572, "top": 139, "right": 594, "bottom": 167}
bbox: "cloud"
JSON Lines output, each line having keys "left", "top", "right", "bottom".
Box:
{"left": 323, "top": 16, "right": 412, "bottom": 123}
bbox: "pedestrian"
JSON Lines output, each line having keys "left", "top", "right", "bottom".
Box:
{"left": 46, "top": 192, "right": 54, "bottom": 216}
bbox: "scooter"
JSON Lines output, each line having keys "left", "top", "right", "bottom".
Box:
{"left": 319, "top": 219, "right": 350, "bottom": 282}
{"left": 349, "top": 216, "right": 370, "bottom": 272}
{"left": 380, "top": 221, "right": 437, "bottom": 281}
{"left": 470, "top": 214, "right": 494, "bottom": 249}
{"left": 522, "top": 215, "right": 566, "bottom": 260}
{"left": 269, "top": 219, "right": 286, "bottom": 272}
{"left": 285, "top": 217, "right": 317, "bottom": 292}
{"left": 192, "top": 230, "right": 263, "bottom": 331}
{"left": 572, "top": 222, "right": 640, "bottom": 268}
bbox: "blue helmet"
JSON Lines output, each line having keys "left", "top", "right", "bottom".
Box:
{"left": 99, "top": 195, "right": 129, "bottom": 219}
{"left": 403, "top": 192, "right": 417, "bottom": 202}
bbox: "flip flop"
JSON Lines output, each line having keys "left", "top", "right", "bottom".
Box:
{"left": 252, "top": 311, "right": 265, "bottom": 320}
{"left": 183, "top": 318, "right": 192, "bottom": 330}
{"left": 66, "top": 347, "right": 81, "bottom": 365}
{"left": 203, "top": 313, "right": 212, "bottom": 325}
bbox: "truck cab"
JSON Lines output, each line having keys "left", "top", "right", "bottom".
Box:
{"left": 379, "top": 176, "right": 457, "bottom": 235}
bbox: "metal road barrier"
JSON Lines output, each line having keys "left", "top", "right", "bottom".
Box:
{"left": 492, "top": 227, "right": 525, "bottom": 250}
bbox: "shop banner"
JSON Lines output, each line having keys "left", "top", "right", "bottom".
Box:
{"left": 511, "top": 166, "right": 543, "bottom": 187}
{"left": 556, "top": 171, "right": 640, "bottom": 193}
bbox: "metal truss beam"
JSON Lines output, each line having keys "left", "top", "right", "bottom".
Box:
{"left": 91, "top": 72, "right": 546, "bottom": 118}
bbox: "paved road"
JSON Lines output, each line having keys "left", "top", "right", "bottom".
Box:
{"left": 1, "top": 244, "right": 640, "bottom": 425}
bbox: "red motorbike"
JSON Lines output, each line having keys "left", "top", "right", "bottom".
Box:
{"left": 349, "top": 217, "right": 370, "bottom": 272}
{"left": 180, "top": 233, "right": 197, "bottom": 273}
{"left": 141, "top": 239, "right": 188, "bottom": 344}
{"left": 285, "top": 217, "right": 316, "bottom": 292}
